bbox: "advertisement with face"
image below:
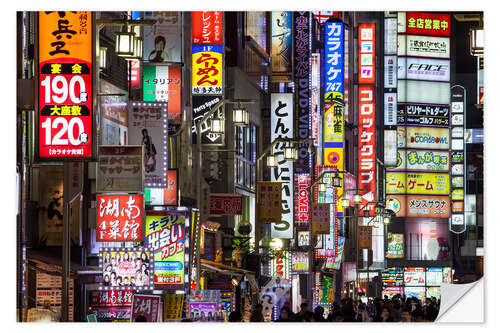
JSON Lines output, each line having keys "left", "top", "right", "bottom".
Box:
{"left": 143, "top": 12, "right": 182, "bottom": 63}
{"left": 101, "top": 249, "right": 153, "bottom": 289}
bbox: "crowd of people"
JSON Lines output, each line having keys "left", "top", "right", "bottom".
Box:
{"left": 228, "top": 295, "right": 440, "bottom": 323}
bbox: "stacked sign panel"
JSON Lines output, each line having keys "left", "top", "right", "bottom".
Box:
{"left": 388, "top": 12, "right": 451, "bottom": 221}
{"left": 358, "top": 23, "right": 376, "bottom": 216}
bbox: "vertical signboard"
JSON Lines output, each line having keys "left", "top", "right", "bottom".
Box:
{"left": 293, "top": 11, "right": 312, "bottom": 174}
{"left": 270, "top": 251, "right": 290, "bottom": 282}
{"left": 324, "top": 21, "right": 345, "bottom": 216}
{"left": 192, "top": 11, "right": 223, "bottom": 44}
{"left": 270, "top": 94, "right": 294, "bottom": 239}
{"left": 311, "top": 53, "right": 321, "bottom": 147}
{"left": 128, "top": 102, "right": 169, "bottom": 188}
{"left": 271, "top": 12, "right": 293, "bottom": 78}
{"left": 97, "top": 146, "right": 143, "bottom": 193}
{"left": 450, "top": 85, "right": 466, "bottom": 232}
{"left": 294, "top": 174, "right": 311, "bottom": 227}
{"left": 130, "top": 294, "right": 161, "bottom": 322}
{"left": 192, "top": 45, "right": 223, "bottom": 95}
{"left": 358, "top": 23, "right": 376, "bottom": 84}
{"left": 145, "top": 212, "right": 186, "bottom": 289}
{"left": 358, "top": 86, "right": 376, "bottom": 216}
{"left": 37, "top": 11, "right": 93, "bottom": 160}
{"left": 143, "top": 65, "right": 182, "bottom": 122}
{"left": 143, "top": 12, "right": 182, "bottom": 63}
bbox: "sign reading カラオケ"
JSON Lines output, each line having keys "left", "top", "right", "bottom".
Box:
{"left": 37, "top": 11, "right": 94, "bottom": 160}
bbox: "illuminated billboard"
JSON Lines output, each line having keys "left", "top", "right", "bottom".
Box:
{"left": 386, "top": 172, "right": 450, "bottom": 195}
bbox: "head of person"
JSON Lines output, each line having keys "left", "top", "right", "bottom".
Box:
{"left": 411, "top": 309, "right": 425, "bottom": 322}
{"left": 401, "top": 308, "right": 411, "bottom": 322}
{"left": 279, "top": 306, "right": 291, "bottom": 320}
{"left": 115, "top": 252, "right": 121, "bottom": 261}
{"left": 123, "top": 277, "right": 129, "bottom": 285}
{"left": 154, "top": 36, "right": 166, "bottom": 51}
{"left": 105, "top": 264, "right": 112, "bottom": 273}
{"left": 104, "top": 274, "right": 110, "bottom": 284}
{"left": 110, "top": 272, "right": 117, "bottom": 281}
{"left": 123, "top": 252, "right": 130, "bottom": 261}
{"left": 381, "top": 306, "right": 391, "bottom": 321}
{"left": 116, "top": 276, "right": 122, "bottom": 285}
{"left": 228, "top": 311, "right": 242, "bottom": 322}
{"left": 130, "top": 277, "right": 135, "bottom": 286}
{"left": 141, "top": 252, "right": 148, "bottom": 261}
{"left": 300, "top": 302, "right": 308, "bottom": 313}
{"left": 141, "top": 263, "right": 147, "bottom": 272}
{"left": 333, "top": 310, "right": 344, "bottom": 322}
{"left": 142, "top": 129, "right": 149, "bottom": 138}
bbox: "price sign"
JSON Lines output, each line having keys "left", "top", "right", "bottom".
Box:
{"left": 38, "top": 11, "right": 94, "bottom": 160}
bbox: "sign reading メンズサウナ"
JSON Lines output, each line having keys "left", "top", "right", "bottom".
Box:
{"left": 38, "top": 11, "right": 94, "bottom": 160}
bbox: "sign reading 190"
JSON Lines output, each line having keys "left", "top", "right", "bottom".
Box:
{"left": 40, "top": 75, "right": 88, "bottom": 104}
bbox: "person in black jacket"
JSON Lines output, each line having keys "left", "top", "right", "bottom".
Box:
{"left": 276, "top": 306, "right": 294, "bottom": 322}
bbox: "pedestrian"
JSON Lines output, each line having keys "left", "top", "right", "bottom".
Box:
{"left": 294, "top": 302, "right": 309, "bottom": 322}
{"left": 313, "top": 306, "right": 326, "bottom": 322}
{"left": 331, "top": 310, "right": 344, "bottom": 322}
{"left": 400, "top": 308, "right": 412, "bottom": 322}
{"left": 276, "top": 306, "right": 294, "bottom": 322}
{"left": 381, "top": 305, "right": 394, "bottom": 322}
{"left": 356, "top": 303, "right": 371, "bottom": 322}
{"left": 250, "top": 304, "right": 264, "bottom": 322}
{"left": 228, "top": 311, "right": 243, "bottom": 322}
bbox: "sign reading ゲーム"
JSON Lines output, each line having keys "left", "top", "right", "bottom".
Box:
{"left": 38, "top": 11, "right": 94, "bottom": 160}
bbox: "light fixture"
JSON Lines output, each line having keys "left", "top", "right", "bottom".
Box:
{"left": 99, "top": 47, "right": 107, "bottom": 69}
{"left": 210, "top": 117, "right": 225, "bottom": 134}
{"left": 373, "top": 220, "right": 380, "bottom": 228}
{"left": 342, "top": 198, "right": 350, "bottom": 208}
{"left": 233, "top": 106, "right": 249, "bottom": 126}
{"left": 353, "top": 193, "right": 362, "bottom": 204}
{"left": 133, "top": 36, "right": 143, "bottom": 59}
{"left": 470, "top": 26, "right": 484, "bottom": 56}
{"left": 269, "top": 238, "right": 284, "bottom": 250}
{"left": 375, "top": 204, "right": 383, "bottom": 215}
{"left": 284, "top": 145, "right": 298, "bottom": 161}
{"left": 383, "top": 216, "right": 391, "bottom": 225}
{"left": 332, "top": 173, "right": 342, "bottom": 188}
{"left": 318, "top": 182, "right": 328, "bottom": 193}
{"left": 231, "top": 276, "right": 242, "bottom": 286}
{"left": 115, "top": 29, "right": 135, "bottom": 57}
{"left": 266, "top": 154, "right": 278, "bottom": 168}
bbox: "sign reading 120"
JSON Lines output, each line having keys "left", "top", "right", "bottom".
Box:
{"left": 38, "top": 11, "right": 93, "bottom": 159}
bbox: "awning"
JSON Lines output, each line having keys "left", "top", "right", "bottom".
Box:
{"left": 200, "top": 259, "right": 259, "bottom": 292}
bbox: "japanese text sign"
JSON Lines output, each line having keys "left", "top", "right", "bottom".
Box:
{"left": 130, "top": 294, "right": 161, "bottom": 322}
{"left": 388, "top": 149, "right": 450, "bottom": 172}
{"left": 100, "top": 248, "right": 153, "bottom": 290}
{"left": 270, "top": 93, "right": 294, "bottom": 239}
{"left": 257, "top": 181, "right": 282, "bottom": 224}
{"left": 163, "top": 294, "right": 184, "bottom": 320}
{"left": 143, "top": 65, "right": 182, "bottom": 122}
{"left": 358, "top": 85, "right": 376, "bottom": 216}
{"left": 209, "top": 194, "right": 243, "bottom": 216}
{"left": 386, "top": 233, "right": 404, "bottom": 258}
{"left": 399, "top": 35, "right": 450, "bottom": 59}
{"left": 92, "top": 290, "right": 134, "bottom": 307}
{"left": 404, "top": 267, "right": 426, "bottom": 286}
{"left": 143, "top": 11, "right": 182, "bottom": 63}
{"left": 145, "top": 212, "right": 186, "bottom": 288}
{"left": 386, "top": 172, "right": 450, "bottom": 195}
{"left": 97, "top": 146, "right": 143, "bottom": 193}
{"left": 358, "top": 23, "right": 376, "bottom": 84}
{"left": 270, "top": 251, "right": 290, "bottom": 282}
{"left": 271, "top": 12, "right": 293, "bottom": 74}
{"left": 324, "top": 21, "right": 344, "bottom": 102}
{"left": 358, "top": 226, "right": 372, "bottom": 249}
{"left": 406, "top": 12, "right": 450, "bottom": 36}
{"left": 325, "top": 236, "right": 345, "bottom": 270}
{"left": 144, "top": 169, "right": 179, "bottom": 206}
{"left": 294, "top": 174, "right": 311, "bottom": 226}
{"left": 38, "top": 11, "right": 93, "bottom": 160}
{"left": 405, "top": 126, "right": 450, "bottom": 150}
{"left": 192, "top": 45, "right": 223, "bottom": 95}
{"left": 312, "top": 203, "right": 330, "bottom": 235}
{"left": 192, "top": 11, "right": 223, "bottom": 44}
{"left": 96, "top": 194, "right": 144, "bottom": 242}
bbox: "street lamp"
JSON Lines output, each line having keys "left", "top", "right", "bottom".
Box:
{"left": 284, "top": 145, "right": 298, "bottom": 161}
{"left": 133, "top": 36, "right": 143, "bottom": 59}
{"left": 318, "top": 182, "right": 328, "bottom": 193}
{"left": 210, "top": 117, "right": 225, "bottom": 134}
{"left": 266, "top": 154, "right": 278, "bottom": 168}
{"left": 342, "top": 198, "right": 350, "bottom": 208}
{"left": 470, "top": 26, "right": 484, "bottom": 56}
{"left": 353, "top": 193, "right": 362, "bottom": 205}
{"left": 99, "top": 47, "right": 107, "bottom": 69}
{"left": 332, "top": 173, "right": 342, "bottom": 188}
{"left": 233, "top": 105, "right": 249, "bottom": 126}
{"left": 115, "top": 30, "right": 135, "bottom": 57}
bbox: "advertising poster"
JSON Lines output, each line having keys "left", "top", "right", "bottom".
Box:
{"left": 128, "top": 102, "right": 169, "bottom": 187}
{"left": 325, "top": 236, "right": 345, "bottom": 270}
{"left": 96, "top": 194, "right": 144, "bottom": 242}
{"left": 404, "top": 267, "right": 426, "bottom": 286}
{"left": 37, "top": 11, "right": 93, "bottom": 160}
{"left": 398, "top": 57, "right": 450, "bottom": 82}
{"left": 382, "top": 287, "right": 404, "bottom": 299}
{"left": 130, "top": 294, "right": 161, "bottom": 322}
{"left": 192, "top": 45, "right": 223, "bottom": 95}
{"left": 382, "top": 267, "right": 404, "bottom": 287}
{"left": 92, "top": 307, "right": 131, "bottom": 322}
{"left": 100, "top": 248, "right": 153, "bottom": 289}
{"left": 405, "top": 126, "right": 450, "bottom": 150}
{"left": 271, "top": 11, "right": 292, "bottom": 76}
{"left": 246, "top": 12, "right": 267, "bottom": 51}
{"left": 97, "top": 146, "right": 143, "bottom": 193}
{"left": 386, "top": 233, "right": 404, "bottom": 258}
{"left": 143, "top": 65, "right": 182, "bottom": 122}
{"left": 100, "top": 81, "right": 128, "bottom": 145}
{"left": 386, "top": 195, "right": 406, "bottom": 217}
{"left": 312, "top": 203, "right": 330, "bottom": 235}
{"left": 256, "top": 181, "right": 282, "bottom": 225}
{"left": 399, "top": 35, "right": 450, "bottom": 59}
{"left": 35, "top": 262, "right": 74, "bottom": 321}
{"left": 386, "top": 172, "right": 450, "bottom": 195}
{"left": 188, "top": 302, "right": 218, "bottom": 321}
{"left": 321, "top": 277, "right": 334, "bottom": 303}
{"left": 358, "top": 226, "right": 373, "bottom": 249}
{"left": 143, "top": 12, "right": 182, "bottom": 63}
{"left": 145, "top": 212, "right": 186, "bottom": 289}
{"left": 192, "top": 11, "right": 223, "bottom": 44}
{"left": 270, "top": 93, "right": 294, "bottom": 238}
{"left": 294, "top": 174, "right": 311, "bottom": 226}
{"left": 405, "top": 287, "right": 426, "bottom": 300}
{"left": 407, "top": 195, "right": 450, "bottom": 218}
{"left": 405, "top": 221, "right": 450, "bottom": 260}
{"left": 291, "top": 252, "right": 309, "bottom": 273}
{"left": 426, "top": 267, "right": 444, "bottom": 286}
{"left": 270, "top": 250, "right": 290, "bottom": 281}
{"left": 144, "top": 169, "right": 179, "bottom": 206}
{"left": 297, "top": 231, "right": 310, "bottom": 247}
